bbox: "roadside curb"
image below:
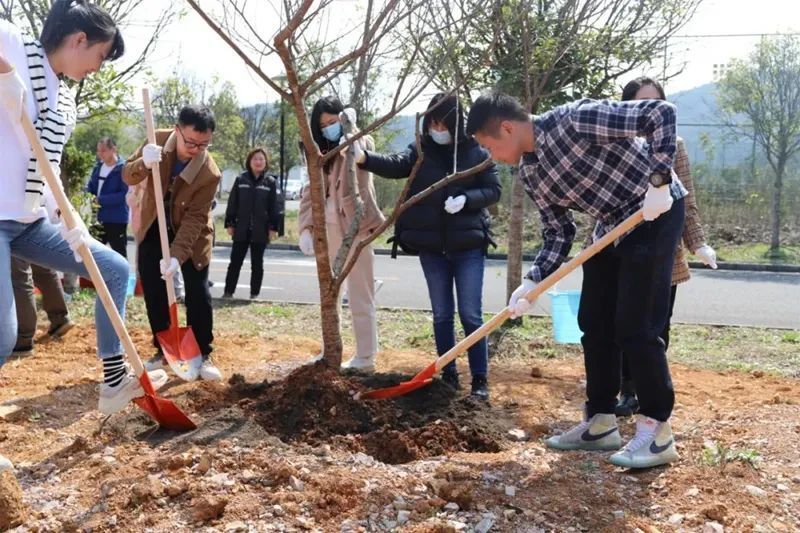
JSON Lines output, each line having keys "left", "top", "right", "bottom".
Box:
{"left": 211, "top": 241, "right": 800, "bottom": 274}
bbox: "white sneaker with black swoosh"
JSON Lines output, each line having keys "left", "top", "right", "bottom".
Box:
{"left": 609, "top": 414, "right": 679, "bottom": 469}
{"left": 545, "top": 412, "right": 622, "bottom": 451}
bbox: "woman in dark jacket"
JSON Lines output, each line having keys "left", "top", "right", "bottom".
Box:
{"left": 223, "top": 147, "right": 281, "bottom": 299}
{"left": 360, "top": 93, "right": 501, "bottom": 399}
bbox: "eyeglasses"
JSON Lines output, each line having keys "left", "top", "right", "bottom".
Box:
{"left": 177, "top": 127, "right": 212, "bottom": 151}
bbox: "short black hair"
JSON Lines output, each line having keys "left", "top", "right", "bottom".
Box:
{"left": 466, "top": 90, "right": 530, "bottom": 137}
{"left": 98, "top": 136, "right": 116, "bottom": 149}
{"left": 178, "top": 105, "right": 216, "bottom": 133}
{"left": 309, "top": 95, "right": 345, "bottom": 174}
{"left": 621, "top": 76, "right": 666, "bottom": 101}
{"left": 422, "top": 93, "right": 466, "bottom": 142}
{"left": 41, "top": 0, "right": 125, "bottom": 62}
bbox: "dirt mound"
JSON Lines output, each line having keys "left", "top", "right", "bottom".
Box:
{"left": 233, "top": 363, "right": 514, "bottom": 464}
{"left": 0, "top": 471, "right": 27, "bottom": 530}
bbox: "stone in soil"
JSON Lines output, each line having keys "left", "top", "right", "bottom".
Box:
{"left": 0, "top": 470, "right": 27, "bottom": 530}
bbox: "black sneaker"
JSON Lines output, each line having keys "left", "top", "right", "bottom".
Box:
{"left": 47, "top": 320, "right": 76, "bottom": 339}
{"left": 470, "top": 375, "right": 489, "bottom": 401}
{"left": 222, "top": 292, "right": 234, "bottom": 299}
{"left": 615, "top": 393, "right": 640, "bottom": 417}
{"left": 249, "top": 293, "right": 259, "bottom": 300}
{"left": 441, "top": 371, "right": 460, "bottom": 390}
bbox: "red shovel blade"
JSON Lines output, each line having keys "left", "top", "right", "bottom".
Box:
{"left": 358, "top": 363, "right": 438, "bottom": 400}
{"left": 132, "top": 371, "right": 196, "bottom": 431}
{"left": 156, "top": 303, "right": 203, "bottom": 381}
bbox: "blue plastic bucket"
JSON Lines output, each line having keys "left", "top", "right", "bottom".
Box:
{"left": 126, "top": 273, "right": 137, "bottom": 298}
{"left": 548, "top": 290, "right": 583, "bottom": 344}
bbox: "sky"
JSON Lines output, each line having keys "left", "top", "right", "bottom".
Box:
{"left": 120, "top": 0, "right": 800, "bottom": 113}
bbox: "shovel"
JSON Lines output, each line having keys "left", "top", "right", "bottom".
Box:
{"left": 18, "top": 101, "right": 196, "bottom": 430}
{"left": 358, "top": 209, "right": 645, "bottom": 400}
{"left": 142, "top": 88, "right": 203, "bottom": 382}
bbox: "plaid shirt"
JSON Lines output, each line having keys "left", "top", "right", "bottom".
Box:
{"left": 519, "top": 98, "right": 688, "bottom": 282}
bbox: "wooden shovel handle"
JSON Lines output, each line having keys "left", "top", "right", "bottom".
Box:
{"left": 141, "top": 88, "right": 178, "bottom": 306}
{"left": 19, "top": 111, "right": 146, "bottom": 376}
{"left": 433, "top": 209, "right": 645, "bottom": 373}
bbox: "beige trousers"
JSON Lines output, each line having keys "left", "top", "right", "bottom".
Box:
{"left": 325, "top": 219, "right": 378, "bottom": 361}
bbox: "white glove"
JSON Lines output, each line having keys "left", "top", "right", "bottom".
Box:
{"left": 694, "top": 244, "right": 718, "bottom": 269}
{"left": 340, "top": 133, "right": 365, "bottom": 164}
{"left": 444, "top": 195, "right": 466, "bottom": 214}
{"left": 159, "top": 257, "right": 180, "bottom": 280}
{"left": 59, "top": 219, "right": 89, "bottom": 263}
{"left": 0, "top": 67, "right": 26, "bottom": 122}
{"left": 508, "top": 278, "right": 537, "bottom": 319}
{"left": 642, "top": 184, "right": 673, "bottom": 221}
{"left": 299, "top": 229, "right": 314, "bottom": 256}
{"left": 142, "top": 144, "right": 162, "bottom": 169}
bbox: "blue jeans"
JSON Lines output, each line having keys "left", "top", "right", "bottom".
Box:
{"left": 0, "top": 218, "right": 129, "bottom": 367}
{"left": 418, "top": 248, "right": 488, "bottom": 378}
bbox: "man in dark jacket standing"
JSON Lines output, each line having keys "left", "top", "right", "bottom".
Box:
{"left": 87, "top": 137, "right": 129, "bottom": 258}
{"left": 223, "top": 147, "right": 281, "bottom": 299}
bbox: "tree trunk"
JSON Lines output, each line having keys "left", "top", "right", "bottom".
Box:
{"left": 769, "top": 165, "right": 784, "bottom": 254}
{"left": 505, "top": 171, "right": 526, "bottom": 324}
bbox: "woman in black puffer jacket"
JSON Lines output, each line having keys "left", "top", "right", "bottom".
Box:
{"left": 223, "top": 147, "right": 281, "bottom": 299}
{"left": 360, "top": 93, "right": 501, "bottom": 399}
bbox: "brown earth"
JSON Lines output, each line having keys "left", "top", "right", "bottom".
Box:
{"left": 0, "top": 325, "right": 799, "bottom": 532}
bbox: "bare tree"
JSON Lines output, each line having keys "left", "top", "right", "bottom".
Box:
{"left": 186, "top": 0, "right": 492, "bottom": 367}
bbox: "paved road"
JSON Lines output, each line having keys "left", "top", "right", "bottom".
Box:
{"left": 181, "top": 246, "right": 799, "bottom": 330}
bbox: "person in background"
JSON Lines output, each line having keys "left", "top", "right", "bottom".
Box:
{"left": 223, "top": 147, "right": 280, "bottom": 299}
{"left": 614, "top": 76, "right": 718, "bottom": 416}
{"left": 86, "top": 136, "right": 128, "bottom": 257}
{"left": 357, "top": 93, "right": 501, "bottom": 400}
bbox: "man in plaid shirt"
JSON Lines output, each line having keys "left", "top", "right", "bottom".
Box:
{"left": 466, "top": 91, "right": 687, "bottom": 469}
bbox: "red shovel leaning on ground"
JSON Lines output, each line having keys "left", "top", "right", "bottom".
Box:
{"left": 141, "top": 88, "right": 203, "bottom": 382}
{"left": 18, "top": 98, "right": 196, "bottom": 431}
{"left": 358, "top": 209, "right": 646, "bottom": 400}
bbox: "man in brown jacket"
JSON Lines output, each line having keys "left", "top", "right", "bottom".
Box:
{"left": 123, "top": 105, "right": 222, "bottom": 381}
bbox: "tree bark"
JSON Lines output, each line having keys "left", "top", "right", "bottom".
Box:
{"left": 770, "top": 164, "right": 784, "bottom": 254}
{"left": 505, "top": 170, "right": 526, "bottom": 319}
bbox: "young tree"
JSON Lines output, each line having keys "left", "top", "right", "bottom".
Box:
{"left": 185, "top": 0, "right": 491, "bottom": 368}
{"left": 717, "top": 35, "right": 800, "bottom": 255}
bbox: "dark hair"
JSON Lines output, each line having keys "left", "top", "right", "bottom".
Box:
{"left": 178, "top": 105, "right": 216, "bottom": 133}
{"left": 466, "top": 90, "right": 530, "bottom": 137}
{"left": 309, "top": 95, "right": 345, "bottom": 173}
{"left": 422, "top": 93, "right": 467, "bottom": 143}
{"left": 97, "top": 136, "right": 116, "bottom": 149}
{"left": 41, "top": 0, "right": 125, "bottom": 61}
{"left": 621, "top": 76, "right": 666, "bottom": 101}
{"left": 245, "top": 147, "right": 270, "bottom": 175}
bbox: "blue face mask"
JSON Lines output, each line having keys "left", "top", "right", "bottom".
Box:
{"left": 321, "top": 122, "right": 342, "bottom": 142}
{"left": 430, "top": 128, "right": 452, "bottom": 145}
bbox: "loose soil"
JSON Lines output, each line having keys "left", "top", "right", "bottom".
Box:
{"left": 1, "top": 323, "right": 799, "bottom": 532}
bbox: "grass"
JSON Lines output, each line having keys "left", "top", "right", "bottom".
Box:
{"left": 715, "top": 243, "right": 800, "bottom": 265}
{"left": 60, "top": 294, "right": 800, "bottom": 378}
{"left": 701, "top": 440, "right": 763, "bottom": 470}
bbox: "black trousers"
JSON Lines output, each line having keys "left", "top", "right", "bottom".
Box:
{"left": 138, "top": 223, "right": 214, "bottom": 356}
{"left": 99, "top": 222, "right": 128, "bottom": 258}
{"left": 577, "top": 198, "right": 685, "bottom": 422}
{"left": 620, "top": 284, "right": 678, "bottom": 393}
{"left": 224, "top": 237, "right": 267, "bottom": 296}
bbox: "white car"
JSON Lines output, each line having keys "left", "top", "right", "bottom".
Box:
{"left": 285, "top": 178, "right": 304, "bottom": 200}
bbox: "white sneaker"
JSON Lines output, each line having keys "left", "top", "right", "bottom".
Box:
{"left": 144, "top": 354, "right": 167, "bottom": 372}
{"left": 545, "top": 411, "right": 622, "bottom": 451}
{"left": 341, "top": 356, "right": 375, "bottom": 373}
{"left": 609, "top": 415, "right": 679, "bottom": 469}
{"left": 0, "top": 453, "right": 13, "bottom": 473}
{"left": 98, "top": 369, "right": 169, "bottom": 415}
{"left": 199, "top": 358, "right": 222, "bottom": 381}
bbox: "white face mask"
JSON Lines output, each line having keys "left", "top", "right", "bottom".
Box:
{"left": 429, "top": 128, "right": 452, "bottom": 145}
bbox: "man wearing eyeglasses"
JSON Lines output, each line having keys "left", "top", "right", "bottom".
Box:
{"left": 123, "top": 105, "right": 222, "bottom": 381}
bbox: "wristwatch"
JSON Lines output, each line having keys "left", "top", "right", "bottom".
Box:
{"left": 649, "top": 170, "right": 673, "bottom": 187}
